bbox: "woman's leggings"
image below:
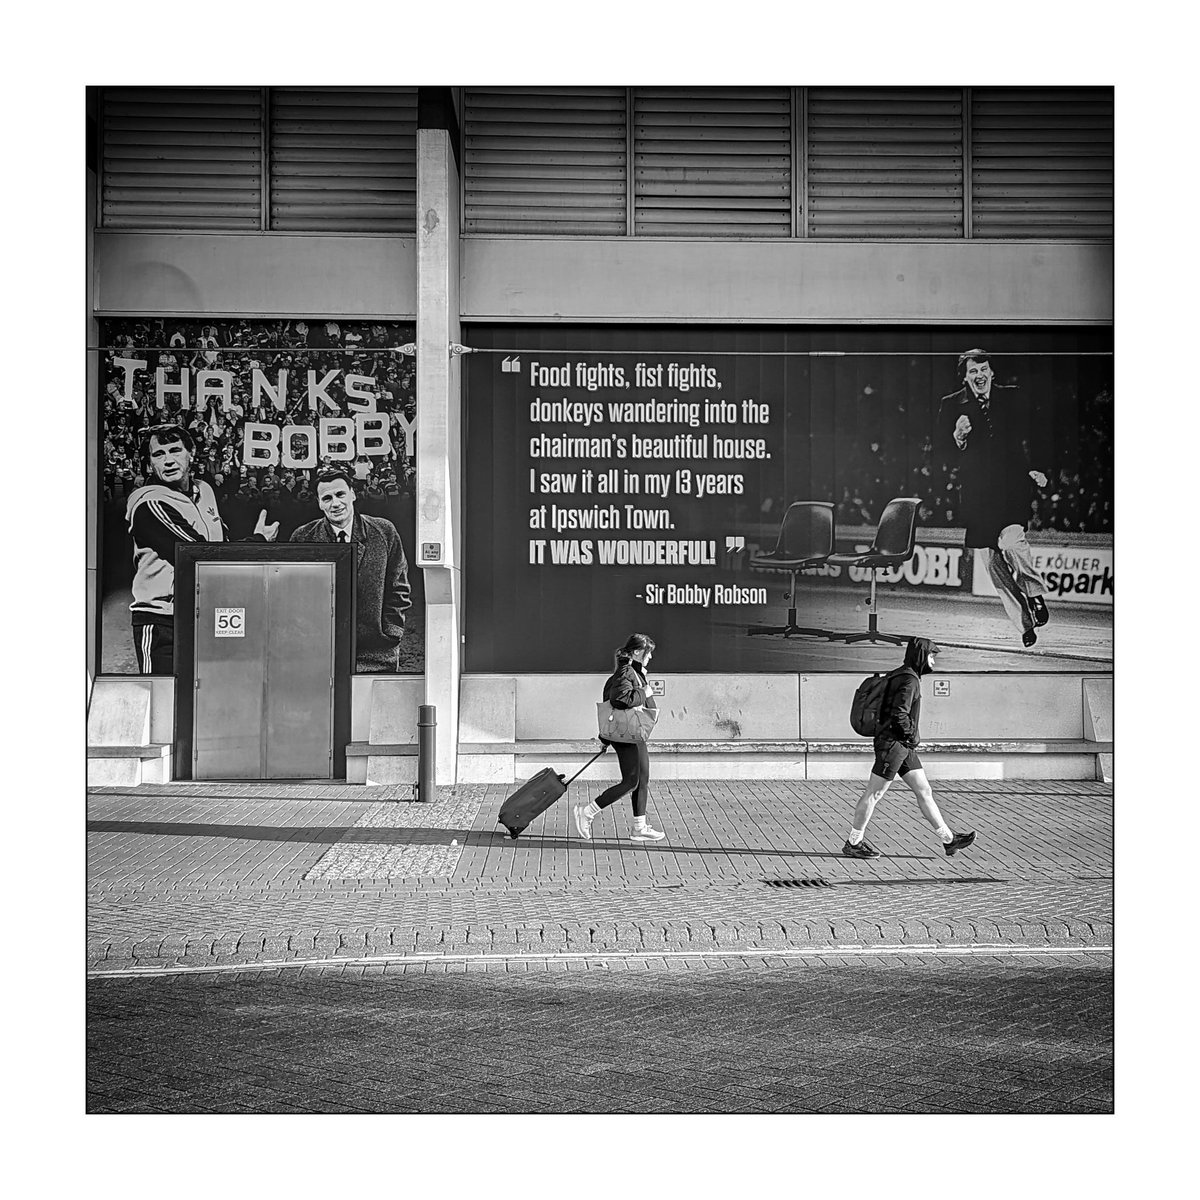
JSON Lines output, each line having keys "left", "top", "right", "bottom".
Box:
{"left": 594, "top": 739, "right": 651, "bottom": 817}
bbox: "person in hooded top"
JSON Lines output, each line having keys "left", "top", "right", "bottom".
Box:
{"left": 843, "top": 637, "right": 977, "bottom": 860}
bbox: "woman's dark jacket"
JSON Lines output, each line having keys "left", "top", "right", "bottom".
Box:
{"left": 603, "top": 659, "right": 657, "bottom": 711}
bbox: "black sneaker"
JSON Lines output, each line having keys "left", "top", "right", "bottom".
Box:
{"left": 1029, "top": 596, "right": 1050, "bottom": 628}
{"left": 1022, "top": 628, "right": 1038, "bottom": 648}
{"left": 843, "top": 839, "right": 881, "bottom": 859}
{"left": 944, "top": 831, "right": 977, "bottom": 857}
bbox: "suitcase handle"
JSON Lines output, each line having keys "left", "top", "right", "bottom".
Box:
{"left": 564, "top": 742, "right": 610, "bottom": 788}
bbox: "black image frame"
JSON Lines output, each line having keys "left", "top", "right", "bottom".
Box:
{"left": 173, "top": 542, "right": 357, "bottom": 781}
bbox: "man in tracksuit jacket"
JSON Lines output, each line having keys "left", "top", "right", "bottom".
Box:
{"left": 126, "top": 423, "right": 278, "bottom": 673}
{"left": 289, "top": 465, "right": 412, "bottom": 672}
{"left": 842, "top": 636, "right": 977, "bottom": 860}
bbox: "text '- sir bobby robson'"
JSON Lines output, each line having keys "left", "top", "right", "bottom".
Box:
{"left": 643, "top": 583, "right": 768, "bottom": 608}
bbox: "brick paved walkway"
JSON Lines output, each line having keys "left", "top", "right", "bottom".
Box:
{"left": 87, "top": 779, "right": 1112, "bottom": 973}
{"left": 87, "top": 954, "right": 1113, "bottom": 1114}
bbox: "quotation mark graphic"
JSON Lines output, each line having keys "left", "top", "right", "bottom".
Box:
{"left": 725, "top": 536, "right": 746, "bottom": 553}
{"left": 501, "top": 356, "right": 522, "bottom": 373}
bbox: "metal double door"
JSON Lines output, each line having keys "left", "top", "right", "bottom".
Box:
{"left": 192, "top": 561, "right": 335, "bottom": 779}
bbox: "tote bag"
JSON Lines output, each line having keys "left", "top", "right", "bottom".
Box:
{"left": 596, "top": 701, "right": 659, "bottom": 744}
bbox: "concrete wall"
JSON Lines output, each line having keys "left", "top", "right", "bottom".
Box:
{"left": 346, "top": 676, "right": 425, "bottom": 784}
{"left": 447, "top": 672, "right": 1109, "bottom": 783}
{"left": 461, "top": 239, "right": 1112, "bottom": 325}
{"left": 94, "top": 235, "right": 1110, "bottom": 325}
{"left": 86, "top": 677, "right": 175, "bottom": 745}
{"left": 800, "top": 674, "right": 1087, "bottom": 741}
{"left": 87, "top": 680, "right": 152, "bottom": 746}
{"left": 459, "top": 672, "right": 1093, "bottom": 744}
{"left": 461, "top": 674, "right": 801, "bottom": 742}
{"left": 94, "top": 233, "right": 417, "bottom": 318}
{"left": 86, "top": 677, "right": 175, "bottom": 786}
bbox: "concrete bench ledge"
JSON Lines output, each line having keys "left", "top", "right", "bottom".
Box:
{"left": 87, "top": 744, "right": 172, "bottom": 759}
{"left": 454, "top": 739, "right": 1112, "bottom": 756}
{"left": 806, "top": 739, "right": 1113, "bottom": 755}
{"left": 346, "top": 743, "right": 418, "bottom": 757}
{"left": 462, "top": 740, "right": 802, "bottom": 755}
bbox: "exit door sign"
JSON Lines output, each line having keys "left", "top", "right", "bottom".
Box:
{"left": 215, "top": 608, "right": 246, "bottom": 637}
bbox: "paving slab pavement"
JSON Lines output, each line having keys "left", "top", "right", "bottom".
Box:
{"left": 88, "top": 953, "right": 1113, "bottom": 1114}
{"left": 87, "top": 778, "right": 1113, "bottom": 975}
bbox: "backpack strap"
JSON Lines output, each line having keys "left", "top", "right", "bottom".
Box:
{"left": 880, "top": 666, "right": 908, "bottom": 732}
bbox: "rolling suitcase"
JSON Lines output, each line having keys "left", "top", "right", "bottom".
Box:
{"left": 497, "top": 745, "right": 608, "bottom": 839}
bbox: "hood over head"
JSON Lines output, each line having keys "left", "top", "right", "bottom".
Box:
{"left": 903, "top": 636, "right": 940, "bottom": 676}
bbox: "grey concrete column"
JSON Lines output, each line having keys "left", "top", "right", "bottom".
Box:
{"left": 415, "top": 92, "right": 463, "bottom": 784}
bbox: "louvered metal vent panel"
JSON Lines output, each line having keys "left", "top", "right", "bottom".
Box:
{"left": 464, "top": 88, "right": 627, "bottom": 235}
{"left": 970, "top": 88, "right": 1112, "bottom": 238}
{"left": 633, "top": 88, "right": 791, "bottom": 236}
{"left": 807, "top": 88, "right": 964, "bottom": 238}
{"left": 101, "top": 88, "right": 264, "bottom": 230}
{"left": 269, "top": 88, "right": 417, "bottom": 232}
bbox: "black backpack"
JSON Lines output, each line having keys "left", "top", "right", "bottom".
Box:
{"left": 849, "top": 671, "right": 896, "bottom": 737}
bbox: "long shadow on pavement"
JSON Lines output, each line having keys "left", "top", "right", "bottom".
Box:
{"left": 88, "top": 819, "right": 930, "bottom": 860}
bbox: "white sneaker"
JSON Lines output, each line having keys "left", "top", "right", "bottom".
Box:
{"left": 572, "top": 803, "right": 593, "bottom": 840}
{"left": 629, "top": 823, "right": 666, "bottom": 842}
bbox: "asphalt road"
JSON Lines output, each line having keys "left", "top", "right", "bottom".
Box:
{"left": 87, "top": 952, "right": 1112, "bottom": 1114}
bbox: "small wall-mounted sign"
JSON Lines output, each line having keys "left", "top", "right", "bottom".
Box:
{"left": 647, "top": 679, "right": 666, "bottom": 696}
{"left": 933, "top": 678, "right": 950, "bottom": 697}
{"left": 215, "top": 607, "right": 245, "bottom": 638}
{"left": 421, "top": 542, "right": 442, "bottom": 562}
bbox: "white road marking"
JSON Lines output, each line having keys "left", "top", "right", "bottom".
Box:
{"left": 89, "top": 943, "right": 1113, "bottom": 979}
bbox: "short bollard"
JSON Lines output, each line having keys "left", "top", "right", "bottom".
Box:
{"left": 417, "top": 704, "right": 436, "bottom": 803}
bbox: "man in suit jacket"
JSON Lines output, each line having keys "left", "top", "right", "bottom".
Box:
{"left": 937, "top": 349, "right": 1051, "bottom": 648}
{"left": 290, "top": 465, "right": 412, "bottom": 672}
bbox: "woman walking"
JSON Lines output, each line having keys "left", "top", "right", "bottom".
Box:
{"left": 573, "top": 633, "right": 666, "bottom": 843}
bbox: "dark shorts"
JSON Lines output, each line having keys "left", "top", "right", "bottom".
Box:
{"left": 872, "top": 739, "right": 922, "bottom": 782}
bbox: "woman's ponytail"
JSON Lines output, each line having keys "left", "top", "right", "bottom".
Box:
{"left": 614, "top": 632, "right": 656, "bottom": 668}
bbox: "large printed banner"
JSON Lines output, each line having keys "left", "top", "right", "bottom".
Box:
{"left": 97, "top": 319, "right": 423, "bottom": 675}
{"left": 464, "top": 326, "right": 1113, "bottom": 674}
